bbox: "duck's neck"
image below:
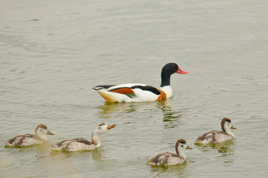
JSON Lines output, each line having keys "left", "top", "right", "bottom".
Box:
{"left": 36, "top": 131, "right": 48, "bottom": 141}
{"left": 160, "top": 72, "right": 173, "bottom": 98}
{"left": 91, "top": 132, "right": 101, "bottom": 147}
{"left": 225, "top": 128, "right": 235, "bottom": 138}
{"left": 176, "top": 147, "right": 187, "bottom": 160}
{"left": 36, "top": 133, "right": 48, "bottom": 141}
{"left": 160, "top": 72, "right": 171, "bottom": 87}
{"left": 222, "top": 125, "right": 235, "bottom": 138}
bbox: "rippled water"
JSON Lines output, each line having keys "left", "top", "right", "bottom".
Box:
{"left": 1, "top": 0, "right": 268, "bottom": 177}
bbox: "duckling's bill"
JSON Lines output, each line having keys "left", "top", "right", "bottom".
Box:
{"left": 107, "top": 124, "right": 116, "bottom": 130}
{"left": 47, "top": 130, "right": 54, "bottom": 135}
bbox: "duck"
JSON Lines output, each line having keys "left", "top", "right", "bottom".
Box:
{"left": 93, "top": 63, "right": 188, "bottom": 102}
{"left": 195, "top": 117, "right": 236, "bottom": 144}
{"left": 51, "top": 123, "right": 116, "bottom": 151}
{"left": 148, "top": 139, "right": 192, "bottom": 166}
{"left": 5, "top": 124, "right": 54, "bottom": 147}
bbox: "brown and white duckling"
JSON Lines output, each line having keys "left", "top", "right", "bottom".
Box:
{"left": 51, "top": 123, "right": 116, "bottom": 152}
{"left": 5, "top": 124, "right": 54, "bottom": 147}
{"left": 148, "top": 139, "right": 192, "bottom": 166}
{"left": 195, "top": 117, "right": 236, "bottom": 144}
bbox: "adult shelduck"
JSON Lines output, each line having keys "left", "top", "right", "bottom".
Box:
{"left": 195, "top": 118, "right": 236, "bottom": 144}
{"left": 5, "top": 124, "right": 54, "bottom": 147}
{"left": 93, "top": 63, "right": 188, "bottom": 102}
{"left": 148, "top": 139, "right": 192, "bottom": 166}
{"left": 51, "top": 123, "right": 116, "bottom": 151}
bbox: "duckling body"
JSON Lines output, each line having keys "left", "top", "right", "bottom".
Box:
{"left": 195, "top": 118, "right": 236, "bottom": 144}
{"left": 52, "top": 138, "right": 97, "bottom": 151}
{"left": 148, "top": 139, "right": 191, "bottom": 166}
{"left": 51, "top": 123, "right": 116, "bottom": 151}
{"left": 149, "top": 152, "right": 185, "bottom": 166}
{"left": 5, "top": 124, "right": 54, "bottom": 147}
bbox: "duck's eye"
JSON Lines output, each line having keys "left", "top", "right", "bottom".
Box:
{"left": 98, "top": 127, "right": 102, "bottom": 130}
{"left": 181, "top": 145, "right": 184, "bottom": 147}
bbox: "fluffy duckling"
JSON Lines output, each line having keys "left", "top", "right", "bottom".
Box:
{"left": 51, "top": 123, "right": 116, "bottom": 151}
{"left": 5, "top": 124, "right": 54, "bottom": 147}
{"left": 195, "top": 117, "right": 236, "bottom": 144}
{"left": 148, "top": 139, "right": 192, "bottom": 166}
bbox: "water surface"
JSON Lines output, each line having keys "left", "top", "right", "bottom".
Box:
{"left": 1, "top": 0, "right": 268, "bottom": 177}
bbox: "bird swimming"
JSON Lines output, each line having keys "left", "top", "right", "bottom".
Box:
{"left": 93, "top": 63, "right": 188, "bottom": 102}
{"left": 51, "top": 123, "right": 116, "bottom": 151}
{"left": 148, "top": 139, "right": 192, "bottom": 166}
{"left": 5, "top": 124, "right": 54, "bottom": 147}
{"left": 195, "top": 117, "right": 236, "bottom": 144}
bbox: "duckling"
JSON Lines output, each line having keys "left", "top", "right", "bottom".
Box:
{"left": 195, "top": 117, "right": 236, "bottom": 144}
{"left": 51, "top": 123, "right": 116, "bottom": 151}
{"left": 5, "top": 124, "right": 54, "bottom": 147}
{"left": 148, "top": 139, "right": 192, "bottom": 166}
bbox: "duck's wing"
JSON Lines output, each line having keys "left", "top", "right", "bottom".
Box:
{"left": 5, "top": 134, "right": 35, "bottom": 146}
{"left": 52, "top": 139, "right": 68, "bottom": 149}
{"left": 195, "top": 131, "right": 218, "bottom": 143}
{"left": 69, "top": 138, "right": 91, "bottom": 145}
{"left": 93, "top": 84, "right": 145, "bottom": 96}
{"left": 93, "top": 84, "right": 164, "bottom": 102}
{"left": 148, "top": 152, "right": 177, "bottom": 165}
{"left": 52, "top": 138, "right": 91, "bottom": 150}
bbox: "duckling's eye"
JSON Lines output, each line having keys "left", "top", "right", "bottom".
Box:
{"left": 181, "top": 145, "right": 184, "bottom": 147}
{"left": 98, "top": 127, "right": 102, "bottom": 130}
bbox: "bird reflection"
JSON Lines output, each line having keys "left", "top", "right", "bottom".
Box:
{"left": 97, "top": 101, "right": 164, "bottom": 115}
{"left": 149, "top": 161, "right": 188, "bottom": 177}
{"left": 158, "top": 99, "right": 188, "bottom": 129}
{"left": 195, "top": 139, "right": 235, "bottom": 155}
{"left": 91, "top": 148, "right": 102, "bottom": 160}
{"left": 49, "top": 147, "right": 102, "bottom": 160}
{"left": 97, "top": 98, "right": 188, "bottom": 127}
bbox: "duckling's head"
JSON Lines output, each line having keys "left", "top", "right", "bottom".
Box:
{"left": 94, "top": 123, "right": 116, "bottom": 135}
{"left": 221, "top": 118, "right": 236, "bottom": 132}
{"left": 174, "top": 139, "right": 192, "bottom": 160}
{"left": 175, "top": 139, "right": 192, "bottom": 152}
{"left": 35, "top": 124, "right": 54, "bottom": 138}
